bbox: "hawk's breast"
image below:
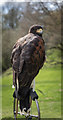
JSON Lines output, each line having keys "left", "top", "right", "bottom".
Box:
{"left": 22, "top": 35, "right": 45, "bottom": 74}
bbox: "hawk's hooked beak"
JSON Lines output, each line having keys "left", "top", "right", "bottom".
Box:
{"left": 36, "top": 28, "right": 43, "bottom": 34}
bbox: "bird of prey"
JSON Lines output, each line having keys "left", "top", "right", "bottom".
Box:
{"left": 11, "top": 24, "right": 45, "bottom": 112}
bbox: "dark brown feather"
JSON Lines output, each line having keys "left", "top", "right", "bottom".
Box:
{"left": 11, "top": 26, "right": 45, "bottom": 100}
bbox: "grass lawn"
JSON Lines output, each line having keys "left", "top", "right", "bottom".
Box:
{"left": 1, "top": 66, "right": 62, "bottom": 119}
{"left": 0, "top": 76, "right": 2, "bottom": 120}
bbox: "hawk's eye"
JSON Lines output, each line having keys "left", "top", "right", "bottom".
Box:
{"left": 36, "top": 28, "right": 43, "bottom": 34}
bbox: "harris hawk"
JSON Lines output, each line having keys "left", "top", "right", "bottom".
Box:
{"left": 11, "top": 25, "right": 45, "bottom": 112}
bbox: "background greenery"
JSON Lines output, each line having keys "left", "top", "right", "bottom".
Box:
{"left": 2, "top": 66, "right": 62, "bottom": 118}
{"left": 1, "top": 2, "right": 63, "bottom": 71}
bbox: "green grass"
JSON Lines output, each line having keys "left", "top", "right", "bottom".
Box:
{"left": 35, "top": 67, "right": 61, "bottom": 118}
{"left": 45, "top": 49, "right": 62, "bottom": 68}
{"left": 0, "top": 76, "right": 2, "bottom": 120}
{"left": 1, "top": 66, "right": 62, "bottom": 119}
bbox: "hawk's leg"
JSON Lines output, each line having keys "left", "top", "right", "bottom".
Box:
{"left": 13, "top": 70, "right": 15, "bottom": 86}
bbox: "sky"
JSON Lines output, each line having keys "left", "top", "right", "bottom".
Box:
{"left": 0, "top": 0, "right": 63, "bottom": 6}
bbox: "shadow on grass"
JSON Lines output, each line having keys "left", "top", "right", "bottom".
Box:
{"left": 1, "top": 118, "right": 62, "bottom": 120}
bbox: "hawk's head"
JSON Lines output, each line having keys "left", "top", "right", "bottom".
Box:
{"left": 29, "top": 25, "right": 43, "bottom": 37}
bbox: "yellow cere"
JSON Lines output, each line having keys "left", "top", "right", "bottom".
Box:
{"left": 36, "top": 28, "right": 43, "bottom": 33}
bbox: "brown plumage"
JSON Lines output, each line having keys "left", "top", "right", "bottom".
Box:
{"left": 11, "top": 25, "right": 45, "bottom": 111}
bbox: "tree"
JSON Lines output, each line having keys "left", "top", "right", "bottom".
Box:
{"left": 2, "top": 2, "right": 63, "bottom": 71}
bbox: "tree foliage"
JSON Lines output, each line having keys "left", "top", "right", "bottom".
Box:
{"left": 2, "top": 2, "right": 62, "bottom": 71}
